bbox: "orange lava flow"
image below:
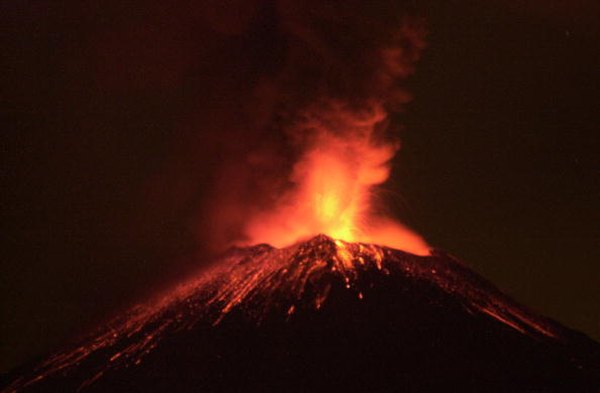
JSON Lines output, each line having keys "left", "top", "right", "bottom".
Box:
{"left": 244, "top": 101, "right": 430, "bottom": 256}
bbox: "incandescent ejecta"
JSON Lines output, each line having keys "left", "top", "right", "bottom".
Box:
{"left": 2, "top": 1, "right": 599, "bottom": 392}
{"left": 3, "top": 235, "right": 599, "bottom": 392}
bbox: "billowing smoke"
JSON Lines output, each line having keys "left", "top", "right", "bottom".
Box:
{"left": 196, "top": 0, "right": 429, "bottom": 254}
{"left": 75, "top": 0, "right": 428, "bottom": 256}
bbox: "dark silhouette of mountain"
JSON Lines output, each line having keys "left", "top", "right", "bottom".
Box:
{"left": 3, "top": 235, "right": 599, "bottom": 392}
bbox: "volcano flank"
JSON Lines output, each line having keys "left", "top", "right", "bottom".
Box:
{"left": 3, "top": 235, "right": 599, "bottom": 392}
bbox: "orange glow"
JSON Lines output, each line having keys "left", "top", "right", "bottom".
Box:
{"left": 243, "top": 101, "right": 430, "bottom": 256}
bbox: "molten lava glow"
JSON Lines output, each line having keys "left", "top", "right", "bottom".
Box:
{"left": 8, "top": 235, "right": 560, "bottom": 392}
{"left": 244, "top": 102, "right": 430, "bottom": 256}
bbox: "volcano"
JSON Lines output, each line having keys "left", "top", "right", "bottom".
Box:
{"left": 3, "top": 235, "right": 599, "bottom": 392}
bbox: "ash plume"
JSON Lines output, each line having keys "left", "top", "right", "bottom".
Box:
{"left": 195, "top": 0, "right": 428, "bottom": 252}
{"left": 79, "top": 0, "right": 429, "bottom": 255}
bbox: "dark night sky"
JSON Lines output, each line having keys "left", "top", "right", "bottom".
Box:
{"left": 1, "top": 0, "right": 599, "bottom": 373}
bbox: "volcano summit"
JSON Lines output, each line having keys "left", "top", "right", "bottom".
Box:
{"left": 3, "top": 235, "right": 599, "bottom": 392}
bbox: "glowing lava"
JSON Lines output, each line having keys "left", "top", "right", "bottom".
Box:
{"left": 4, "top": 235, "right": 564, "bottom": 392}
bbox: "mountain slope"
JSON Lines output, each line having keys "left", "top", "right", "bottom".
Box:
{"left": 3, "top": 235, "right": 599, "bottom": 392}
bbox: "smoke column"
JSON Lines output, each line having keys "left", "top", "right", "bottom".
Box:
{"left": 201, "top": 0, "right": 429, "bottom": 255}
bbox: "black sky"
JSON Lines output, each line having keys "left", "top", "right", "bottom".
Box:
{"left": 1, "top": 0, "right": 599, "bottom": 373}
